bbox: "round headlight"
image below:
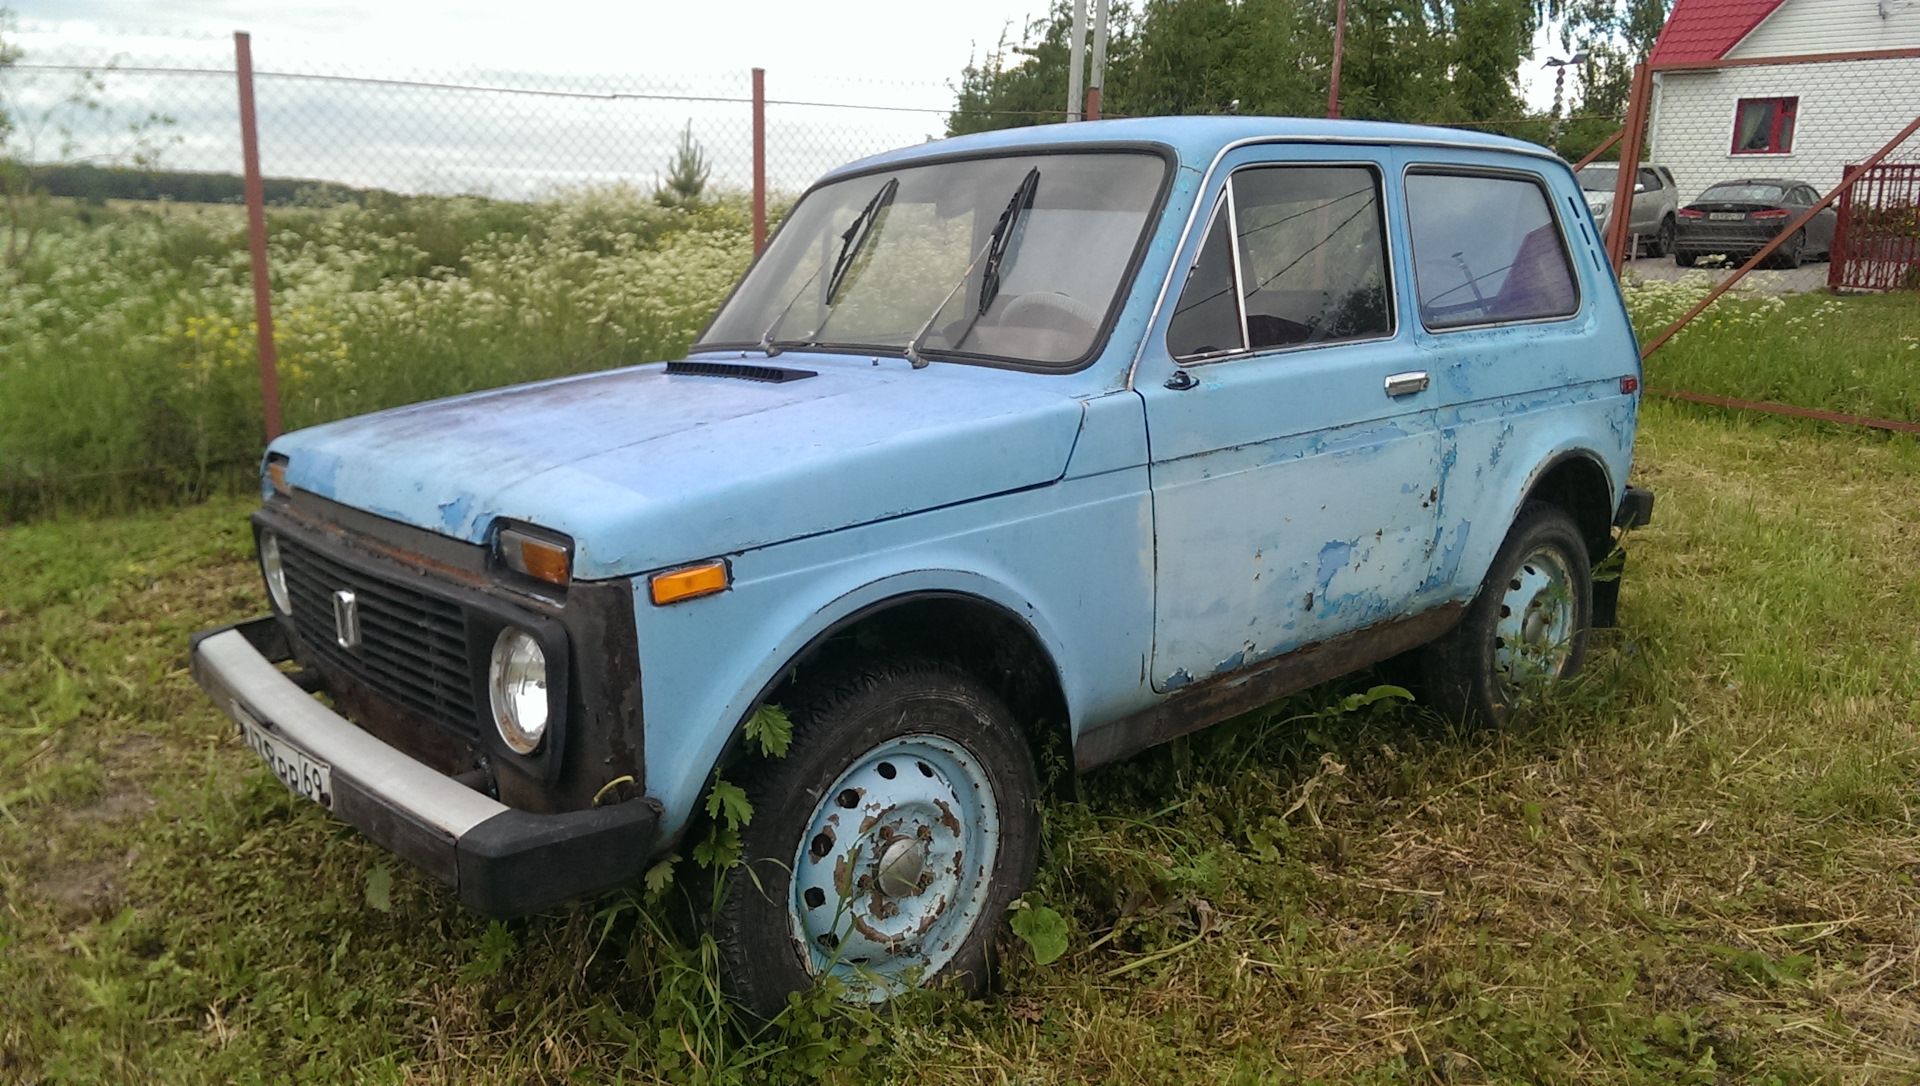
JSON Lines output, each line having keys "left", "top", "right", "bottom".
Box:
{"left": 488, "top": 627, "right": 549, "bottom": 754}
{"left": 260, "top": 532, "right": 291, "bottom": 614}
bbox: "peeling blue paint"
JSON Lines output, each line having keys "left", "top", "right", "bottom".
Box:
{"left": 1164, "top": 668, "right": 1194, "bottom": 690}
{"left": 1316, "top": 540, "right": 1355, "bottom": 586}
{"left": 437, "top": 492, "right": 474, "bottom": 534}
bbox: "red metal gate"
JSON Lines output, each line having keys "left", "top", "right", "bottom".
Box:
{"left": 1829, "top": 162, "right": 1920, "bottom": 292}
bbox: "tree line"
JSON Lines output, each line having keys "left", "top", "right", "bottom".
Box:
{"left": 948, "top": 0, "right": 1669, "bottom": 161}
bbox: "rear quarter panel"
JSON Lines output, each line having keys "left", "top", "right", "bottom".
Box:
{"left": 1394, "top": 146, "right": 1641, "bottom": 603}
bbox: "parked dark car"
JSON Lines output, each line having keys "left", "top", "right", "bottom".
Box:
{"left": 1674, "top": 178, "right": 1834, "bottom": 268}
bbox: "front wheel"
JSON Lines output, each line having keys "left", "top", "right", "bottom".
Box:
{"left": 1419, "top": 502, "right": 1592, "bottom": 726}
{"left": 712, "top": 657, "right": 1041, "bottom": 1019}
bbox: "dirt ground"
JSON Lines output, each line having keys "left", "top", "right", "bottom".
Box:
{"left": 1621, "top": 253, "right": 1833, "bottom": 295}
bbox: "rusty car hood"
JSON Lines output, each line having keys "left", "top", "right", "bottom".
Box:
{"left": 269, "top": 357, "right": 1087, "bottom": 579}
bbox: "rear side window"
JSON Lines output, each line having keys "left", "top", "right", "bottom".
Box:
{"left": 1168, "top": 164, "right": 1392, "bottom": 360}
{"left": 1405, "top": 171, "right": 1579, "bottom": 331}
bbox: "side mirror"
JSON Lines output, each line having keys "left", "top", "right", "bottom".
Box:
{"left": 1634, "top": 183, "right": 1647, "bottom": 193}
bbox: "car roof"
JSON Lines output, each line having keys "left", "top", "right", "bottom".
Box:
{"left": 1703, "top": 178, "right": 1803, "bottom": 187}
{"left": 816, "top": 116, "right": 1560, "bottom": 185}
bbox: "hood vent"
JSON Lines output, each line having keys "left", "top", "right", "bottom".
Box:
{"left": 666, "top": 361, "right": 817, "bottom": 384}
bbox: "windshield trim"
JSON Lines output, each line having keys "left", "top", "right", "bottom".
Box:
{"left": 693, "top": 141, "right": 1179, "bottom": 375}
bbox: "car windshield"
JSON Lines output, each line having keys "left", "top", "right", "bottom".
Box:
{"left": 1700, "top": 183, "right": 1787, "bottom": 203}
{"left": 1576, "top": 167, "right": 1617, "bottom": 193}
{"left": 698, "top": 151, "right": 1167, "bottom": 367}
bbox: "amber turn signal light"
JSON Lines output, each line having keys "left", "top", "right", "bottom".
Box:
{"left": 266, "top": 454, "right": 291, "bottom": 497}
{"left": 650, "top": 561, "right": 729, "bottom": 606}
{"left": 497, "top": 526, "right": 572, "bottom": 586}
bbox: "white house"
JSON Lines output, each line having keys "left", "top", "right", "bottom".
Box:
{"left": 1646, "top": 0, "right": 1920, "bottom": 201}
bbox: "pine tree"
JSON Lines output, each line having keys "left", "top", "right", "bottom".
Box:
{"left": 654, "top": 121, "right": 710, "bottom": 208}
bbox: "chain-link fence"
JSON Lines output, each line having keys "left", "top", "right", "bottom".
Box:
{"left": 2, "top": 41, "right": 961, "bottom": 201}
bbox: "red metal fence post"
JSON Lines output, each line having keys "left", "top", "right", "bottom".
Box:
{"left": 751, "top": 68, "right": 767, "bottom": 256}
{"left": 1828, "top": 163, "right": 1856, "bottom": 291}
{"left": 234, "top": 31, "right": 283, "bottom": 442}
{"left": 1605, "top": 64, "right": 1652, "bottom": 271}
{"left": 1570, "top": 126, "right": 1625, "bottom": 171}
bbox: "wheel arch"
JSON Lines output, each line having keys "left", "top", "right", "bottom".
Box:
{"left": 1520, "top": 448, "right": 1616, "bottom": 563}
{"left": 760, "top": 591, "right": 1073, "bottom": 786}
{"left": 673, "top": 583, "right": 1076, "bottom": 849}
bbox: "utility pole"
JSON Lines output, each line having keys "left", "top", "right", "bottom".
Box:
{"left": 1326, "top": 0, "right": 1348, "bottom": 119}
{"left": 1086, "top": 0, "right": 1110, "bottom": 120}
{"left": 1067, "top": 0, "right": 1087, "bottom": 121}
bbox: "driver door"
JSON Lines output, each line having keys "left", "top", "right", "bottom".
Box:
{"left": 1138, "top": 148, "right": 1446, "bottom": 692}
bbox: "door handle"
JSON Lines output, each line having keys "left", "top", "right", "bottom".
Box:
{"left": 1384, "top": 370, "right": 1429, "bottom": 397}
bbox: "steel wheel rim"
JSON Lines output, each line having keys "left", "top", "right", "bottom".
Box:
{"left": 789, "top": 733, "right": 999, "bottom": 1001}
{"left": 1492, "top": 545, "right": 1576, "bottom": 690}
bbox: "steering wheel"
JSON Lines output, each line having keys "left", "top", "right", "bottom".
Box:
{"left": 998, "top": 291, "right": 1102, "bottom": 332}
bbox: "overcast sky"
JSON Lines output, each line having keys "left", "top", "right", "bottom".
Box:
{"left": 8, "top": 0, "right": 1046, "bottom": 107}
{"left": 13, "top": 1, "right": 1564, "bottom": 108}
{"left": 5, "top": 2, "right": 1566, "bottom": 195}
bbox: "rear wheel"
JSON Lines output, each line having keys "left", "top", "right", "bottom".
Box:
{"left": 1774, "top": 229, "right": 1806, "bottom": 269}
{"left": 1419, "top": 502, "right": 1592, "bottom": 726}
{"left": 1648, "top": 216, "right": 1676, "bottom": 258}
{"left": 711, "top": 657, "right": 1041, "bottom": 1019}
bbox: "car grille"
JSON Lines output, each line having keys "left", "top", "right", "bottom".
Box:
{"left": 279, "top": 536, "right": 478, "bottom": 737}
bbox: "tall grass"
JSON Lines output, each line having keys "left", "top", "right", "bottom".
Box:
{"left": 1625, "top": 272, "right": 1920, "bottom": 423}
{"left": 4, "top": 398, "right": 1919, "bottom": 1082}
{"left": 0, "top": 190, "right": 753, "bottom": 520}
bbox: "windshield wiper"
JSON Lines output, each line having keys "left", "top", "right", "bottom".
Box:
{"left": 826, "top": 178, "right": 898, "bottom": 304}
{"left": 755, "top": 177, "right": 897, "bottom": 357}
{"left": 757, "top": 265, "right": 820, "bottom": 357}
{"left": 903, "top": 168, "right": 1040, "bottom": 369}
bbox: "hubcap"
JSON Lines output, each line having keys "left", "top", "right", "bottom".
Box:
{"left": 789, "top": 734, "right": 999, "bottom": 1001}
{"left": 1492, "top": 545, "right": 1576, "bottom": 690}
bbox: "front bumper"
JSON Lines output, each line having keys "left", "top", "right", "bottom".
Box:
{"left": 191, "top": 617, "right": 659, "bottom": 918}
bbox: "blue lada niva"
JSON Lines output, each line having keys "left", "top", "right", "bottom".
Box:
{"left": 192, "top": 116, "right": 1653, "bottom": 1015}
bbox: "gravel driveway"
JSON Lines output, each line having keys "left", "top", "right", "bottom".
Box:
{"left": 1621, "top": 254, "right": 1832, "bottom": 295}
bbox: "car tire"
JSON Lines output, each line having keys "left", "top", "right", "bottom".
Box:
{"left": 1673, "top": 250, "right": 1697, "bottom": 268}
{"left": 710, "top": 656, "right": 1041, "bottom": 1020}
{"left": 1774, "top": 229, "right": 1805, "bottom": 269}
{"left": 1418, "top": 502, "right": 1591, "bottom": 727}
{"left": 1648, "top": 216, "right": 1675, "bottom": 258}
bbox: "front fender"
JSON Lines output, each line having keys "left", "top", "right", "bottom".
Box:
{"left": 630, "top": 467, "right": 1154, "bottom": 842}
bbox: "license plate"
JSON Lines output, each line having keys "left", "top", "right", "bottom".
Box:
{"left": 1709, "top": 212, "right": 1745, "bottom": 221}
{"left": 236, "top": 701, "right": 334, "bottom": 809}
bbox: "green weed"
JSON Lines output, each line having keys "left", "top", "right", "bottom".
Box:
{"left": 0, "top": 190, "right": 753, "bottom": 520}
{"left": 1626, "top": 273, "right": 1920, "bottom": 423}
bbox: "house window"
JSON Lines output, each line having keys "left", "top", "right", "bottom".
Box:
{"left": 1733, "top": 97, "right": 1797, "bottom": 154}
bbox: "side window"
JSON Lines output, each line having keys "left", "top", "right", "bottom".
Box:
{"left": 1732, "top": 96, "right": 1798, "bottom": 154}
{"left": 1405, "top": 171, "right": 1579, "bottom": 331}
{"left": 1168, "top": 164, "right": 1391, "bottom": 360}
{"left": 1166, "top": 205, "right": 1242, "bottom": 358}
{"left": 1638, "top": 168, "right": 1661, "bottom": 192}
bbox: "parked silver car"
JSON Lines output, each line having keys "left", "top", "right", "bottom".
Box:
{"left": 1577, "top": 164, "right": 1679, "bottom": 258}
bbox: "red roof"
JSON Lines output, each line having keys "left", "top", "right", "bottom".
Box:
{"left": 1647, "top": 0, "right": 1787, "bottom": 65}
